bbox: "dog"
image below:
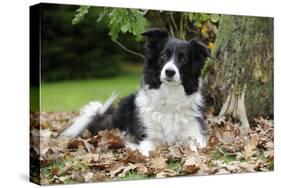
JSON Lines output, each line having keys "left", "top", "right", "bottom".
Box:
{"left": 61, "top": 28, "right": 210, "bottom": 156}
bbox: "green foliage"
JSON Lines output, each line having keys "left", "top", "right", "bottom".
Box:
{"left": 73, "top": 6, "right": 149, "bottom": 41}
{"left": 210, "top": 14, "right": 220, "bottom": 23}
{"left": 72, "top": 6, "right": 148, "bottom": 41}
{"left": 188, "top": 13, "right": 220, "bottom": 27}
{"left": 42, "top": 4, "right": 142, "bottom": 81}
{"left": 72, "top": 5, "right": 220, "bottom": 52}
{"left": 188, "top": 13, "right": 220, "bottom": 47}
{"left": 72, "top": 5, "right": 90, "bottom": 25}
{"left": 97, "top": 8, "right": 149, "bottom": 41}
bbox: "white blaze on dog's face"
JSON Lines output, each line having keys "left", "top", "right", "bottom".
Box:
{"left": 160, "top": 55, "right": 181, "bottom": 84}
{"left": 158, "top": 38, "right": 210, "bottom": 91}
{"left": 159, "top": 40, "right": 191, "bottom": 85}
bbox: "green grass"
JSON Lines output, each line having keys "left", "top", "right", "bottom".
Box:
{"left": 118, "top": 170, "right": 148, "bottom": 181}
{"left": 167, "top": 159, "right": 181, "bottom": 171}
{"left": 41, "top": 74, "right": 141, "bottom": 111}
{"left": 212, "top": 147, "right": 236, "bottom": 163}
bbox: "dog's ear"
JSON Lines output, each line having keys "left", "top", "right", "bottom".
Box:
{"left": 142, "top": 28, "right": 169, "bottom": 54}
{"left": 141, "top": 28, "right": 169, "bottom": 39}
{"left": 190, "top": 39, "right": 211, "bottom": 76}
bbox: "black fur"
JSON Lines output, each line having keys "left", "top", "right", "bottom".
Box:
{"left": 112, "top": 94, "right": 147, "bottom": 143}
{"left": 87, "top": 28, "right": 209, "bottom": 143}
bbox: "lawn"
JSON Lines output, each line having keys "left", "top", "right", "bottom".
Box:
{"left": 40, "top": 74, "right": 141, "bottom": 112}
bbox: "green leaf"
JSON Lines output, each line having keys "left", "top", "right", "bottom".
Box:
{"left": 210, "top": 14, "right": 220, "bottom": 23}
{"left": 72, "top": 6, "right": 90, "bottom": 25}
{"left": 97, "top": 8, "right": 109, "bottom": 23}
{"left": 102, "top": 8, "right": 148, "bottom": 41}
{"left": 200, "top": 13, "right": 209, "bottom": 22}
{"left": 73, "top": 7, "right": 148, "bottom": 41}
{"left": 121, "top": 23, "right": 130, "bottom": 33}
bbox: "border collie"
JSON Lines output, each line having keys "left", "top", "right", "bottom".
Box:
{"left": 61, "top": 28, "right": 210, "bottom": 156}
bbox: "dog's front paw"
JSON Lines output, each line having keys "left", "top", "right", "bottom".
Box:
{"left": 125, "top": 140, "right": 154, "bottom": 157}
{"left": 139, "top": 140, "right": 155, "bottom": 157}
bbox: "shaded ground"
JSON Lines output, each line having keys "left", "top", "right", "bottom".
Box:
{"left": 30, "top": 112, "right": 274, "bottom": 185}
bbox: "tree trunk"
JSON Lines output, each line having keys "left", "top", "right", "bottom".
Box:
{"left": 203, "top": 15, "right": 273, "bottom": 128}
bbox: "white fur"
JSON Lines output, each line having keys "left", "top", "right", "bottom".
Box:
{"left": 134, "top": 83, "right": 206, "bottom": 155}
{"left": 160, "top": 58, "right": 181, "bottom": 83}
{"left": 60, "top": 94, "right": 118, "bottom": 138}
{"left": 126, "top": 140, "right": 155, "bottom": 156}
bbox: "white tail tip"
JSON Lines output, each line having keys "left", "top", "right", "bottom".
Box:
{"left": 60, "top": 93, "right": 118, "bottom": 138}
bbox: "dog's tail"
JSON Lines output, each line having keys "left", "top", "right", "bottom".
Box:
{"left": 60, "top": 93, "right": 118, "bottom": 138}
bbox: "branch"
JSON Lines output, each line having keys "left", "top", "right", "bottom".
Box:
{"left": 112, "top": 40, "right": 145, "bottom": 59}
{"left": 179, "top": 14, "right": 185, "bottom": 40}
{"left": 169, "top": 12, "right": 179, "bottom": 37}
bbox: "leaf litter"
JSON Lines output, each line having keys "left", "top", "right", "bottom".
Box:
{"left": 30, "top": 112, "right": 274, "bottom": 185}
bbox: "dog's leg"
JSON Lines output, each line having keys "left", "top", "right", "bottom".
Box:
{"left": 125, "top": 139, "right": 155, "bottom": 157}
{"left": 139, "top": 140, "right": 155, "bottom": 156}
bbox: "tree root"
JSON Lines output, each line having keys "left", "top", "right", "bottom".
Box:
{"left": 219, "top": 84, "right": 250, "bottom": 135}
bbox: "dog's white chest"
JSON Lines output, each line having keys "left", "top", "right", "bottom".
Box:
{"left": 135, "top": 84, "right": 204, "bottom": 146}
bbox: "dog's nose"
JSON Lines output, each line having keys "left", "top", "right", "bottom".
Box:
{"left": 165, "top": 69, "right": 176, "bottom": 78}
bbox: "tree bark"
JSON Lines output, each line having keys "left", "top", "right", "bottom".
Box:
{"left": 203, "top": 15, "right": 273, "bottom": 126}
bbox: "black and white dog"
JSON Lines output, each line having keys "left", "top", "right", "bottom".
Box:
{"left": 61, "top": 28, "right": 210, "bottom": 156}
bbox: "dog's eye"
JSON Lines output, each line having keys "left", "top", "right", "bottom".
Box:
{"left": 161, "top": 49, "right": 172, "bottom": 60}
{"left": 161, "top": 53, "right": 168, "bottom": 60}
{"left": 178, "top": 52, "right": 186, "bottom": 63}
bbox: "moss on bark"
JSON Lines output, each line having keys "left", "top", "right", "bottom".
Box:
{"left": 203, "top": 15, "right": 273, "bottom": 119}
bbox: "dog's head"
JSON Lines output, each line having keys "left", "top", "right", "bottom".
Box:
{"left": 142, "top": 28, "right": 210, "bottom": 94}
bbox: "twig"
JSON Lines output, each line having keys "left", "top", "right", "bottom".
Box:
{"left": 112, "top": 40, "right": 145, "bottom": 59}
{"left": 179, "top": 14, "right": 185, "bottom": 40}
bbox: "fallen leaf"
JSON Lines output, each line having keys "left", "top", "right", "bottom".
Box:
{"left": 89, "top": 162, "right": 112, "bottom": 171}
{"left": 156, "top": 169, "right": 176, "bottom": 178}
{"left": 150, "top": 156, "right": 167, "bottom": 170}
{"left": 83, "top": 172, "right": 94, "bottom": 182}
{"left": 244, "top": 135, "right": 258, "bottom": 158}
{"left": 67, "top": 139, "right": 85, "bottom": 151}
{"left": 183, "top": 155, "right": 200, "bottom": 174}
{"left": 31, "top": 112, "right": 273, "bottom": 184}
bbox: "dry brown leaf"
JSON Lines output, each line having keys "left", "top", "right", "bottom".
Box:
{"left": 117, "top": 164, "right": 138, "bottom": 178}
{"left": 31, "top": 112, "right": 274, "bottom": 184}
{"left": 244, "top": 135, "right": 258, "bottom": 158}
{"left": 135, "top": 163, "right": 148, "bottom": 174}
{"left": 156, "top": 169, "right": 176, "bottom": 178}
{"left": 83, "top": 172, "right": 94, "bottom": 182}
{"left": 97, "top": 129, "right": 125, "bottom": 150}
{"left": 183, "top": 155, "right": 200, "bottom": 174}
{"left": 40, "top": 129, "right": 53, "bottom": 138}
{"left": 215, "top": 168, "right": 230, "bottom": 175}
{"left": 109, "top": 165, "right": 127, "bottom": 178}
{"left": 122, "top": 149, "right": 147, "bottom": 163}
{"left": 67, "top": 139, "right": 85, "bottom": 151}
{"left": 150, "top": 156, "right": 167, "bottom": 170}
{"left": 89, "top": 162, "right": 112, "bottom": 171}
